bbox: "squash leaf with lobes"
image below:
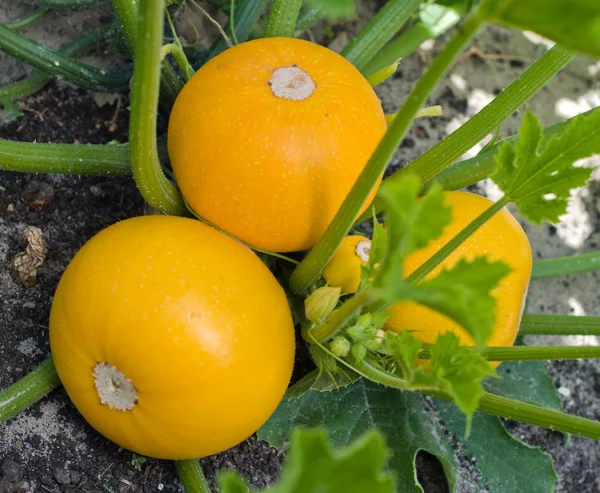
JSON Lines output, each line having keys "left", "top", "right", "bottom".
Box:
{"left": 492, "top": 109, "right": 600, "bottom": 224}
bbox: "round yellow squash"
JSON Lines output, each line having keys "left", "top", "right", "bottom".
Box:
{"left": 386, "top": 191, "right": 532, "bottom": 352}
{"left": 168, "top": 37, "right": 387, "bottom": 253}
{"left": 49, "top": 216, "right": 295, "bottom": 459}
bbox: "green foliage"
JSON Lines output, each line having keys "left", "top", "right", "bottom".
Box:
{"left": 412, "top": 258, "right": 511, "bottom": 346}
{"left": 482, "top": 0, "right": 600, "bottom": 58}
{"left": 435, "top": 401, "right": 558, "bottom": 492}
{"left": 382, "top": 331, "right": 495, "bottom": 429}
{"left": 221, "top": 428, "right": 395, "bottom": 493}
{"left": 374, "top": 175, "right": 510, "bottom": 346}
{"left": 485, "top": 360, "right": 561, "bottom": 410}
{"left": 2, "top": 100, "right": 22, "bottom": 122}
{"left": 130, "top": 453, "right": 147, "bottom": 471}
{"left": 305, "top": 0, "right": 356, "bottom": 19}
{"left": 493, "top": 109, "right": 600, "bottom": 224}
{"left": 259, "top": 379, "right": 456, "bottom": 493}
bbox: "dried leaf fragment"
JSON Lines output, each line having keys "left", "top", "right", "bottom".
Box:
{"left": 11, "top": 226, "right": 48, "bottom": 287}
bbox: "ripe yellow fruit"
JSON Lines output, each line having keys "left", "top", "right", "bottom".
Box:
{"left": 323, "top": 235, "right": 372, "bottom": 293}
{"left": 168, "top": 37, "right": 387, "bottom": 252}
{"left": 386, "top": 191, "right": 532, "bottom": 354}
{"left": 49, "top": 216, "right": 295, "bottom": 459}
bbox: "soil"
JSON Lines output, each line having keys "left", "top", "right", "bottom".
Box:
{"left": 1, "top": 2, "right": 599, "bottom": 493}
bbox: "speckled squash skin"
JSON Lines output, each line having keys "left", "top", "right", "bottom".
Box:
{"left": 386, "top": 191, "right": 533, "bottom": 357}
{"left": 323, "top": 235, "right": 371, "bottom": 293}
{"left": 168, "top": 37, "right": 387, "bottom": 252}
{"left": 49, "top": 216, "right": 295, "bottom": 459}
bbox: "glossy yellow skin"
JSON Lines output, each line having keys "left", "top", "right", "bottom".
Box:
{"left": 168, "top": 37, "right": 387, "bottom": 252}
{"left": 49, "top": 216, "right": 295, "bottom": 459}
{"left": 323, "top": 235, "right": 370, "bottom": 293}
{"left": 386, "top": 192, "right": 532, "bottom": 354}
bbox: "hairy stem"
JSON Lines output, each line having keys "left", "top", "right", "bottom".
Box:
{"left": 406, "top": 197, "right": 509, "bottom": 284}
{"left": 0, "top": 24, "right": 130, "bottom": 91}
{"left": 357, "top": 44, "right": 575, "bottom": 223}
{"left": 341, "top": 0, "right": 421, "bottom": 73}
{"left": 0, "top": 358, "right": 61, "bottom": 425}
{"left": 175, "top": 460, "right": 212, "bottom": 493}
{"left": 129, "top": 0, "right": 187, "bottom": 214}
{"left": 264, "top": 0, "right": 302, "bottom": 38}
{"left": 520, "top": 314, "right": 600, "bottom": 336}
{"left": 532, "top": 251, "right": 600, "bottom": 280}
{"left": 420, "top": 344, "right": 600, "bottom": 361}
{"left": 289, "top": 12, "right": 484, "bottom": 295}
{"left": 358, "top": 359, "right": 600, "bottom": 440}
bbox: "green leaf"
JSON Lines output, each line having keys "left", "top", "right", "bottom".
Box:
{"left": 434, "top": 400, "right": 558, "bottom": 493}
{"left": 383, "top": 331, "right": 495, "bottom": 429}
{"left": 482, "top": 0, "right": 600, "bottom": 58}
{"left": 484, "top": 361, "right": 561, "bottom": 410}
{"left": 413, "top": 258, "right": 511, "bottom": 346}
{"left": 225, "top": 428, "right": 395, "bottom": 493}
{"left": 305, "top": 0, "right": 356, "bottom": 18}
{"left": 492, "top": 109, "right": 599, "bottom": 224}
{"left": 259, "top": 379, "right": 457, "bottom": 493}
{"left": 376, "top": 175, "right": 452, "bottom": 287}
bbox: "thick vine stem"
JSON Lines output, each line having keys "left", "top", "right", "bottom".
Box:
{"left": 356, "top": 44, "right": 576, "bottom": 223}
{"left": 520, "top": 314, "right": 600, "bottom": 336}
{"left": 264, "top": 0, "right": 302, "bottom": 38}
{"left": 357, "top": 359, "right": 600, "bottom": 440}
{"left": 0, "top": 357, "right": 61, "bottom": 424}
{"left": 405, "top": 197, "right": 509, "bottom": 285}
{"left": 419, "top": 344, "right": 600, "bottom": 361}
{"left": 4, "top": 7, "right": 49, "bottom": 31}
{"left": 532, "top": 251, "right": 600, "bottom": 280}
{"left": 176, "top": 460, "right": 212, "bottom": 493}
{"left": 0, "top": 26, "right": 111, "bottom": 102}
{"left": 289, "top": 13, "right": 485, "bottom": 295}
{"left": 129, "top": 0, "right": 187, "bottom": 215}
{"left": 111, "top": 0, "right": 183, "bottom": 109}
{"left": 0, "top": 24, "right": 130, "bottom": 92}
{"left": 341, "top": 0, "right": 421, "bottom": 73}
{"left": 0, "top": 137, "right": 168, "bottom": 176}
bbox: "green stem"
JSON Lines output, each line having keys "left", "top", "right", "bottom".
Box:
{"left": 520, "top": 314, "right": 600, "bottom": 336}
{"left": 406, "top": 197, "right": 509, "bottom": 284}
{"left": 0, "top": 26, "right": 111, "bottom": 102}
{"left": 4, "top": 7, "right": 49, "bottom": 31}
{"left": 532, "top": 251, "right": 600, "bottom": 280}
{"left": 0, "top": 140, "right": 131, "bottom": 175}
{"left": 264, "top": 0, "right": 302, "bottom": 38}
{"left": 204, "top": 0, "right": 268, "bottom": 62}
{"left": 0, "top": 24, "right": 130, "bottom": 92}
{"left": 0, "top": 137, "right": 168, "bottom": 175}
{"left": 431, "top": 107, "right": 599, "bottom": 192}
{"left": 309, "top": 290, "right": 372, "bottom": 343}
{"left": 175, "top": 460, "right": 212, "bottom": 493}
{"left": 358, "top": 359, "right": 600, "bottom": 440}
{"left": 359, "top": 44, "right": 575, "bottom": 222}
{"left": 161, "top": 44, "right": 195, "bottom": 81}
{"left": 362, "top": 23, "right": 434, "bottom": 77}
{"left": 129, "top": 0, "right": 187, "bottom": 215}
{"left": 420, "top": 344, "right": 600, "bottom": 361}
{"left": 111, "top": 0, "right": 183, "bottom": 109}
{"left": 341, "top": 0, "right": 421, "bottom": 73}
{"left": 0, "top": 357, "right": 61, "bottom": 424}
{"left": 289, "top": 13, "right": 484, "bottom": 295}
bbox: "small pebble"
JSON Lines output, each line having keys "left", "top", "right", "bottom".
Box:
{"left": 53, "top": 467, "right": 70, "bottom": 485}
{"left": 558, "top": 386, "right": 571, "bottom": 397}
{"left": 21, "top": 180, "right": 54, "bottom": 210}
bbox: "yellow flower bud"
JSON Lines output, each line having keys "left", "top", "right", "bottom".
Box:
{"left": 304, "top": 286, "right": 341, "bottom": 322}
